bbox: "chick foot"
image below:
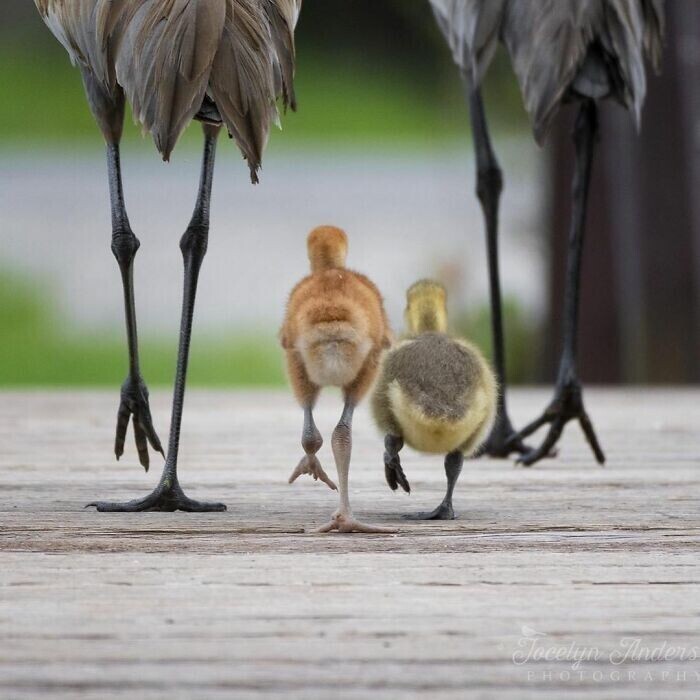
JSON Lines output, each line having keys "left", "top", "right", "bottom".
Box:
{"left": 403, "top": 501, "right": 455, "bottom": 520}
{"left": 87, "top": 478, "right": 227, "bottom": 512}
{"left": 316, "top": 510, "right": 396, "bottom": 534}
{"left": 288, "top": 455, "right": 337, "bottom": 490}
{"left": 115, "top": 374, "right": 164, "bottom": 471}
{"left": 515, "top": 375, "right": 605, "bottom": 467}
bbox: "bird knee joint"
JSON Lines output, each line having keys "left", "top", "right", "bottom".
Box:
{"left": 385, "top": 434, "right": 403, "bottom": 455}
{"left": 302, "top": 427, "right": 323, "bottom": 455}
{"left": 476, "top": 166, "right": 503, "bottom": 201}
{"left": 332, "top": 422, "right": 351, "bottom": 449}
{"left": 180, "top": 226, "right": 209, "bottom": 260}
{"left": 111, "top": 231, "right": 140, "bottom": 266}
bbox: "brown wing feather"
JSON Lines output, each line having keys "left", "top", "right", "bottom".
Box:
{"left": 113, "top": 0, "right": 226, "bottom": 161}
{"left": 429, "top": 0, "right": 505, "bottom": 85}
{"left": 35, "top": 0, "right": 119, "bottom": 89}
{"left": 266, "top": 0, "right": 302, "bottom": 111}
{"left": 209, "top": 0, "right": 301, "bottom": 182}
{"left": 38, "top": 0, "right": 301, "bottom": 170}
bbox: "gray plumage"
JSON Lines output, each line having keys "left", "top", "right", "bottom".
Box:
{"left": 374, "top": 333, "right": 482, "bottom": 425}
{"left": 36, "top": 0, "right": 301, "bottom": 179}
{"left": 429, "top": 0, "right": 664, "bottom": 143}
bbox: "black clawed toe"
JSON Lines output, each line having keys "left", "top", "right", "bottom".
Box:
{"left": 516, "top": 377, "right": 605, "bottom": 467}
{"left": 477, "top": 412, "right": 533, "bottom": 458}
{"left": 115, "top": 375, "right": 164, "bottom": 471}
{"left": 87, "top": 477, "right": 226, "bottom": 513}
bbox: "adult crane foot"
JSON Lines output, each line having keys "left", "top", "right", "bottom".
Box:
{"left": 115, "top": 374, "right": 164, "bottom": 471}
{"left": 514, "top": 377, "right": 605, "bottom": 467}
{"left": 403, "top": 501, "right": 455, "bottom": 520}
{"left": 87, "top": 480, "right": 226, "bottom": 512}
{"left": 316, "top": 511, "right": 396, "bottom": 534}
{"left": 477, "top": 413, "right": 533, "bottom": 458}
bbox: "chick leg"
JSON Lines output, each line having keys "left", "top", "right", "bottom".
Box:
{"left": 89, "top": 125, "right": 226, "bottom": 512}
{"left": 515, "top": 100, "right": 605, "bottom": 467}
{"left": 466, "top": 82, "right": 530, "bottom": 458}
{"left": 384, "top": 434, "right": 410, "bottom": 493}
{"left": 405, "top": 451, "right": 463, "bottom": 520}
{"left": 317, "top": 401, "right": 394, "bottom": 534}
{"left": 288, "top": 404, "right": 337, "bottom": 489}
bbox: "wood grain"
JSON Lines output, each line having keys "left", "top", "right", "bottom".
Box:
{"left": 1, "top": 388, "right": 699, "bottom": 698}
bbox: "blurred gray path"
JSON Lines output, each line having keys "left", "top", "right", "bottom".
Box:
{"left": 0, "top": 142, "right": 545, "bottom": 334}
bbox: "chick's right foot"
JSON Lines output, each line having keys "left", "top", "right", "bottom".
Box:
{"left": 288, "top": 454, "right": 337, "bottom": 490}
{"left": 316, "top": 511, "right": 396, "bottom": 534}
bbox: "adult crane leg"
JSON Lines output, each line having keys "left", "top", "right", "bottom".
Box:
{"left": 515, "top": 100, "right": 605, "bottom": 467}
{"left": 81, "top": 71, "right": 163, "bottom": 471}
{"left": 89, "top": 125, "right": 226, "bottom": 511}
{"left": 466, "top": 82, "right": 530, "bottom": 458}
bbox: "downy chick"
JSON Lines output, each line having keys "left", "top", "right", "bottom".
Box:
{"left": 280, "top": 226, "right": 393, "bottom": 533}
{"left": 372, "top": 280, "right": 497, "bottom": 520}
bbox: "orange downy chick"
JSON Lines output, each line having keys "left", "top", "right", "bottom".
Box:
{"left": 280, "top": 226, "right": 392, "bottom": 533}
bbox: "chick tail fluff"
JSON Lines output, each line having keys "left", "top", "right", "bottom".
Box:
{"left": 388, "top": 381, "right": 494, "bottom": 455}
{"left": 298, "top": 321, "right": 372, "bottom": 387}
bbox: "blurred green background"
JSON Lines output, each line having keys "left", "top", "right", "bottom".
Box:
{"left": 3, "top": 1, "right": 697, "bottom": 388}
{"left": 0, "top": 0, "right": 535, "bottom": 388}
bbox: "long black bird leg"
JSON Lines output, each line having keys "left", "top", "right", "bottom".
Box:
{"left": 81, "top": 72, "right": 164, "bottom": 473}
{"left": 405, "top": 451, "right": 463, "bottom": 521}
{"left": 108, "top": 141, "right": 164, "bottom": 471}
{"left": 516, "top": 100, "right": 605, "bottom": 467}
{"left": 90, "top": 125, "right": 226, "bottom": 511}
{"left": 288, "top": 403, "right": 337, "bottom": 490}
{"left": 466, "top": 81, "right": 530, "bottom": 458}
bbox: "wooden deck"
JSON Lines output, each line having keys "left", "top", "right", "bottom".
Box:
{"left": 1, "top": 388, "right": 699, "bottom": 698}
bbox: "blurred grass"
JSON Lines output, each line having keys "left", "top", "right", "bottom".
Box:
{"left": 0, "top": 43, "right": 526, "bottom": 152}
{"left": 456, "top": 300, "right": 539, "bottom": 385}
{"left": 0, "top": 272, "right": 285, "bottom": 387}
{"left": 0, "top": 269, "right": 536, "bottom": 387}
{"left": 0, "top": 32, "right": 531, "bottom": 387}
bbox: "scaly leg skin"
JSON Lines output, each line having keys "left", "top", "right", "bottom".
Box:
{"left": 79, "top": 72, "right": 162, "bottom": 471}
{"left": 515, "top": 100, "right": 605, "bottom": 468}
{"left": 288, "top": 404, "right": 337, "bottom": 490}
{"left": 108, "top": 140, "right": 164, "bottom": 471}
{"left": 405, "top": 451, "right": 463, "bottom": 520}
{"left": 88, "top": 125, "right": 226, "bottom": 512}
{"left": 466, "top": 81, "right": 531, "bottom": 458}
{"left": 316, "top": 402, "right": 395, "bottom": 534}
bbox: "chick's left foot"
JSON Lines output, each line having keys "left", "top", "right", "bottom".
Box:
{"left": 515, "top": 376, "right": 605, "bottom": 467}
{"left": 403, "top": 501, "right": 455, "bottom": 520}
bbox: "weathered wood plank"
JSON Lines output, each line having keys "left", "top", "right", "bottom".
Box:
{"left": 0, "top": 389, "right": 699, "bottom": 698}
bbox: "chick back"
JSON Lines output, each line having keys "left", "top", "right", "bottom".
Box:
{"left": 282, "top": 268, "right": 389, "bottom": 389}
{"left": 373, "top": 333, "right": 496, "bottom": 454}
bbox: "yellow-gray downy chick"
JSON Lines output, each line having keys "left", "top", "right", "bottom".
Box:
{"left": 371, "top": 280, "right": 497, "bottom": 520}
